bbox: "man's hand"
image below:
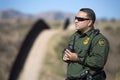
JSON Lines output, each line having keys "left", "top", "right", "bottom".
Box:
{"left": 63, "top": 49, "right": 78, "bottom": 61}
{"left": 63, "top": 53, "right": 70, "bottom": 61}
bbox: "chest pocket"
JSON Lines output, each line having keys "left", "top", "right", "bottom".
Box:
{"left": 76, "top": 43, "right": 93, "bottom": 58}
{"left": 74, "top": 45, "right": 85, "bottom": 57}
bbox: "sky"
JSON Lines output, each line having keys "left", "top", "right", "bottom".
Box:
{"left": 0, "top": 0, "right": 120, "bottom": 19}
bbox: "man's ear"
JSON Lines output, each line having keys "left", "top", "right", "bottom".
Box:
{"left": 88, "top": 20, "right": 93, "bottom": 27}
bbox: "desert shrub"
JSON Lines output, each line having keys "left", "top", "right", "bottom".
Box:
{"left": 115, "top": 72, "right": 120, "bottom": 80}
{"left": 104, "top": 25, "right": 113, "bottom": 31}
{"left": 110, "top": 18, "right": 116, "bottom": 22}
{"left": 100, "top": 18, "right": 108, "bottom": 22}
{"left": 116, "top": 26, "right": 120, "bottom": 34}
{"left": 52, "top": 22, "right": 62, "bottom": 29}
{"left": 117, "top": 43, "right": 120, "bottom": 53}
{"left": 54, "top": 35, "right": 70, "bottom": 63}
{"left": 39, "top": 30, "right": 73, "bottom": 80}
{"left": 53, "top": 31, "right": 74, "bottom": 62}
{"left": 0, "top": 19, "right": 34, "bottom": 80}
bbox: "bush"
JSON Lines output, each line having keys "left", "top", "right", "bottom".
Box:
{"left": 104, "top": 25, "right": 113, "bottom": 31}
{"left": 39, "top": 30, "right": 73, "bottom": 80}
{"left": 116, "top": 26, "right": 120, "bottom": 34}
{"left": 115, "top": 72, "right": 120, "bottom": 80}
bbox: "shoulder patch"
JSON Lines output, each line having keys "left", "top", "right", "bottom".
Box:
{"left": 99, "top": 39, "right": 106, "bottom": 46}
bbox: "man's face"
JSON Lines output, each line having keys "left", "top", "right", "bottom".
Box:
{"left": 75, "top": 11, "right": 91, "bottom": 32}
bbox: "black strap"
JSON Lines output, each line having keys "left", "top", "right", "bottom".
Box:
{"left": 82, "top": 29, "right": 100, "bottom": 68}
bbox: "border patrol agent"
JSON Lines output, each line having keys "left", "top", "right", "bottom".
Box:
{"left": 62, "top": 8, "right": 109, "bottom": 80}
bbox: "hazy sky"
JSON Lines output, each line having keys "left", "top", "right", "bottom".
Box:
{"left": 0, "top": 0, "right": 120, "bottom": 19}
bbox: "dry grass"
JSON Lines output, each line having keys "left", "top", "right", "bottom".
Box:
{"left": 39, "top": 20, "right": 120, "bottom": 80}
{"left": 39, "top": 30, "right": 73, "bottom": 80}
{"left": 0, "top": 19, "right": 33, "bottom": 80}
{"left": 0, "top": 19, "right": 120, "bottom": 80}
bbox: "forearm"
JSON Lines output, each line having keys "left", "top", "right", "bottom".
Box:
{"left": 77, "top": 52, "right": 107, "bottom": 69}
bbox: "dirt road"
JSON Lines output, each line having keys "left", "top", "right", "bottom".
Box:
{"left": 18, "top": 29, "right": 59, "bottom": 80}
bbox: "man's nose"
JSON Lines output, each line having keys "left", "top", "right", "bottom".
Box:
{"left": 75, "top": 19, "right": 78, "bottom": 23}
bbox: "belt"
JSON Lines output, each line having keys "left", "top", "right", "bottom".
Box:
{"left": 65, "top": 77, "right": 86, "bottom": 80}
{"left": 65, "top": 78, "right": 80, "bottom": 80}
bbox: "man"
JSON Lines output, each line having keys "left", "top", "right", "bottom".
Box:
{"left": 62, "top": 8, "right": 109, "bottom": 80}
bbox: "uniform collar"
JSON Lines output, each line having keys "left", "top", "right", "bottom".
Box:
{"left": 76, "top": 27, "right": 95, "bottom": 37}
{"left": 85, "top": 27, "right": 95, "bottom": 37}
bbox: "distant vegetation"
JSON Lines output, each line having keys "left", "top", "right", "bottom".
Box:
{"left": 40, "top": 20, "right": 120, "bottom": 80}
{"left": 0, "top": 19, "right": 34, "bottom": 80}
{"left": 39, "top": 30, "right": 73, "bottom": 80}
{"left": 0, "top": 18, "right": 120, "bottom": 80}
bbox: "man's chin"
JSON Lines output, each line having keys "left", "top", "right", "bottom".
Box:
{"left": 75, "top": 28, "right": 80, "bottom": 30}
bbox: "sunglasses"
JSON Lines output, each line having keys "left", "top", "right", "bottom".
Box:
{"left": 75, "top": 16, "right": 90, "bottom": 21}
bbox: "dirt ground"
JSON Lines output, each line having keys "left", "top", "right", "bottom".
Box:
{"left": 18, "top": 29, "right": 59, "bottom": 80}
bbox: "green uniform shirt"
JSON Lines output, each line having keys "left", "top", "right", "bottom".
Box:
{"left": 63, "top": 27, "right": 109, "bottom": 79}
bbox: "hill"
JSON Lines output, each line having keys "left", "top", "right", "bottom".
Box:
{"left": 0, "top": 9, "right": 75, "bottom": 21}
{"left": 0, "top": 9, "right": 33, "bottom": 19}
